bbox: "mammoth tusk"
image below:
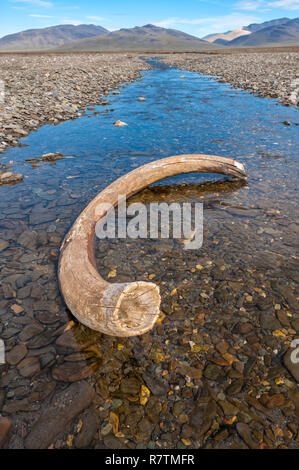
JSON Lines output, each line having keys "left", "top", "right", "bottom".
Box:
{"left": 58, "top": 154, "right": 246, "bottom": 337}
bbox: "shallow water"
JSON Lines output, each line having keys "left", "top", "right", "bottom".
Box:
{"left": 0, "top": 59, "right": 298, "bottom": 449}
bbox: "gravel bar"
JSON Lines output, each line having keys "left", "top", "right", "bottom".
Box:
{"left": 0, "top": 53, "right": 150, "bottom": 151}
{"left": 161, "top": 52, "right": 299, "bottom": 108}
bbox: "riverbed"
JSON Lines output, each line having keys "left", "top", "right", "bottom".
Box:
{"left": 0, "top": 59, "right": 298, "bottom": 449}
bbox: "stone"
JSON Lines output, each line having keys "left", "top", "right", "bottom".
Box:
{"left": 236, "top": 423, "right": 258, "bottom": 449}
{"left": 17, "top": 357, "right": 40, "bottom": 377}
{"left": 52, "top": 361, "right": 101, "bottom": 382}
{"left": 0, "top": 240, "right": 9, "bottom": 252}
{"left": 74, "top": 409, "right": 97, "bottom": 448}
{"left": 55, "top": 329, "right": 94, "bottom": 351}
{"left": 19, "top": 323, "right": 44, "bottom": 341}
{"left": 0, "top": 418, "right": 12, "bottom": 449}
{"left": 114, "top": 120, "right": 127, "bottom": 127}
{"left": 6, "top": 343, "right": 27, "bottom": 365}
{"left": 266, "top": 393, "right": 285, "bottom": 409}
{"left": 17, "top": 230, "right": 37, "bottom": 250}
{"left": 0, "top": 172, "right": 23, "bottom": 185}
{"left": 11, "top": 304, "right": 24, "bottom": 314}
{"left": 172, "top": 401, "right": 185, "bottom": 418}
{"left": 218, "top": 400, "right": 239, "bottom": 416}
{"left": 142, "top": 372, "right": 169, "bottom": 396}
{"left": 259, "top": 312, "right": 281, "bottom": 330}
{"left": 24, "top": 381, "right": 95, "bottom": 449}
{"left": 41, "top": 152, "right": 64, "bottom": 162}
{"left": 101, "top": 423, "right": 112, "bottom": 436}
{"left": 120, "top": 377, "right": 141, "bottom": 396}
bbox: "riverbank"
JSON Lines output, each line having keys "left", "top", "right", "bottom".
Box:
{"left": 160, "top": 52, "right": 299, "bottom": 107}
{"left": 0, "top": 53, "right": 150, "bottom": 152}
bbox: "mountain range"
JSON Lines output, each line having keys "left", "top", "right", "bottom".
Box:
{"left": 0, "top": 24, "right": 108, "bottom": 51}
{"left": 203, "top": 17, "right": 299, "bottom": 47}
{"left": 56, "top": 24, "right": 217, "bottom": 51}
{"left": 0, "top": 17, "right": 298, "bottom": 52}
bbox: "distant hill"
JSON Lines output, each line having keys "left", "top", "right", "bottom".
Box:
{"left": 246, "top": 17, "right": 290, "bottom": 33}
{"left": 228, "top": 17, "right": 299, "bottom": 47}
{"left": 203, "top": 17, "right": 293, "bottom": 46}
{"left": 203, "top": 27, "right": 251, "bottom": 45}
{"left": 57, "top": 24, "right": 218, "bottom": 51}
{"left": 0, "top": 24, "right": 109, "bottom": 51}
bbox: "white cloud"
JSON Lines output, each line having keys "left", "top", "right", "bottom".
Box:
{"left": 29, "top": 14, "right": 53, "bottom": 17}
{"left": 153, "top": 13, "right": 261, "bottom": 35}
{"left": 234, "top": 1, "right": 265, "bottom": 10}
{"left": 86, "top": 16, "right": 105, "bottom": 22}
{"left": 235, "top": 0, "right": 299, "bottom": 9}
{"left": 267, "top": 0, "right": 299, "bottom": 9}
{"left": 12, "top": 0, "right": 53, "bottom": 7}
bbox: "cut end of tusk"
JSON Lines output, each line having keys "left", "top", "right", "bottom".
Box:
{"left": 102, "top": 282, "right": 161, "bottom": 337}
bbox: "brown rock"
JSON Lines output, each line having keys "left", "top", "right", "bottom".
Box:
{"left": 19, "top": 323, "right": 44, "bottom": 341}
{"left": 236, "top": 423, "right": 258, "bottom": 449}
{"left": 0, "top": 240, "right": 9, "bottom": 253}
{"left": 11, "top": 304, "right": 24, "bottom": 315}
{"left": 6, "top": 343, "right": 27, "bottom": 365}
{"left": 17, "top": 357, "right": 40, "bottom": 377}
{"left": 266, "top": 393, "right": 285, "bottom": 409}
{"left": 24, "top": 381, "right": 95, "bottom": 449}
{"left": 0, "top": 417, "right": 12, "bottom": 449}
{"left": 52, "top": 360, "right": 100, "bottom": 382}
{"left": 216, "top": 341, "right": 229, "bottom": 354}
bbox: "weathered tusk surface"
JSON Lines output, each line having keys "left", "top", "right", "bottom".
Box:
{"left": 58, "top": 154, "right": 246, "bottom": 337}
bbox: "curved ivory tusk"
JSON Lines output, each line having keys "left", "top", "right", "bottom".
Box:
{"left": 58, "top": 154, "right": 246, "bottom": 337}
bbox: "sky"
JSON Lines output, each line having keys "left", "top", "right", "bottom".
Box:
{"left": 0, "top": 0, "right": 298, "bottom": 38}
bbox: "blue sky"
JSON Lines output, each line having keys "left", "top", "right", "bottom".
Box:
{"left": 0, "top": 0, "right": 298, "bottom": 38}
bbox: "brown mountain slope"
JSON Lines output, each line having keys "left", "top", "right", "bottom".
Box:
{"left": 57, "top": 24, "right": 219, "bottom": 51}
{"left": 0, "top": 24, "right": 109, "bottom": 51}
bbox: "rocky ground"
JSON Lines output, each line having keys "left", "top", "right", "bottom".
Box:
{"left": 0, "top": 53, "right": 150, "bottom": 151}
{"left": 161, "top": 52, "right": 299, "bottom": 107}
{"left": 0, "top": 52, "right": 298, "bottom": 450}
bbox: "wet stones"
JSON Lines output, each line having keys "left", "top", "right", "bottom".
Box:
{"left": 0, "top": 240, "right": 9, "bottom": 252}
{"left": 6, "top": 344, "right": 27, "bottom": 366}
{"left": 41, "top": 152, "right": 64, "bottom": 162}
{"left": 18, "top": 323, "right": 44, "bottom": 342}
{"left": 0, "top": 54, "right": 150, "bottom": 152}
{"left": 114, "top": 120, "right": 128, "bottom": 127}
{"left": 17, "top": 230, "right": 38, "bottom": 250}
{"left": 0, "top": 417, "right": 12, "bottom": 449}
{"left": 17, "top": 357, "right": 40, "bottom": 377}
{"left": 0, "top": 171, "right": 23, "bottom": 186}
{"left": 52, "top": 360, "right": 101, "bottom": 382}
{"left": 24, "top": 381, "right": 95, "bottom": 449}
{"left": 74, "top": 409, "right": 98, "bottom": 448}
{"left": 55, "top": 328, "right": 98, "bottom": 351}
{"left": 161, "top": 52, "right": 299, "bottom": 107}
{"left": 259, "top": 312, "right": 281, "bottom": 331}
{"left": 236, "top": 423, "right": 258, "bottom": 449}
{"left": 120, "top": 377, "right": 141, "bottom": 396}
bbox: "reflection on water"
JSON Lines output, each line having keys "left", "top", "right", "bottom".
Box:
{"left": 0, "top": 59, "right": 298, "bottom": 450}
